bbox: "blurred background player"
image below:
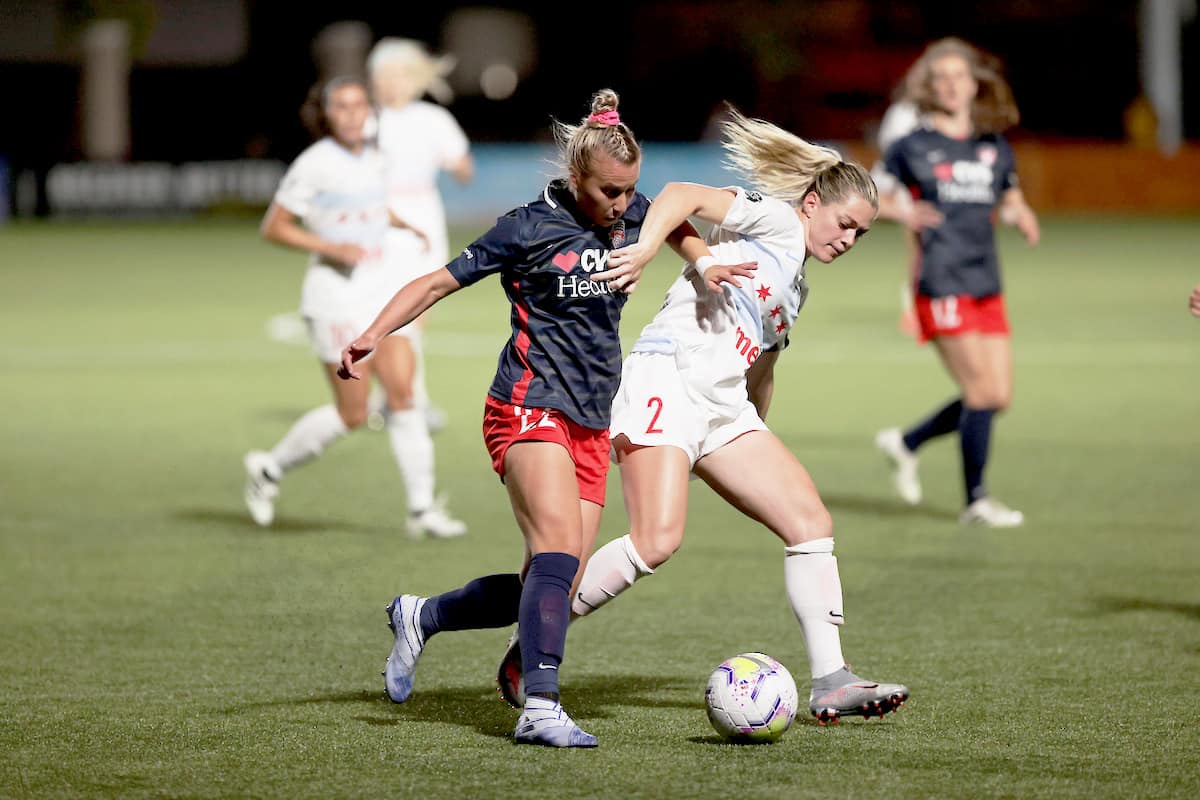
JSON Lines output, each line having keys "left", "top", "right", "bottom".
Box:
{"left": 870, "top": 92, "right": 932, "bottom": 338}
{"left": 243, "top": 76, "right": 466, "bottom": 539}
{"left": 339, "top": 89, "right": 751, "bottom": 748}
{"left": 497, "top": 109, "right": 909, "bottom": 725}
{"left": 366, "top": 38, "right": 474, "bottom": 434}
{"left": 872, "top": 38, "right": 1040, "bottom": 528}
{"left": 1190, "top": 284, "right": 1200, "bottom": 316}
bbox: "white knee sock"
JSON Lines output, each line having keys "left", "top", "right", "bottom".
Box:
{"left": 270, "top": 404, "right": 349, "bottom": 473}
{"left": 784, "top": 537, "right": 847, "bottom": 679}
{"left": 386, "top": 407, "right": 435, "bottom": 513}
{"left": 571, "top": 534, "right": 654, "bottom": 617}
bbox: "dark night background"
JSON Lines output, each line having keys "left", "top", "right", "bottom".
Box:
{"left": 1, "top": 0, "right": 1196, "bottom": 172}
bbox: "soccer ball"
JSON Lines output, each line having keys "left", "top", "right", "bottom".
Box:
{"left": 704, "top": 652, "right": 798, "bottom": 743}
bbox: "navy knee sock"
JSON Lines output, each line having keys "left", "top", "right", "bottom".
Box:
{"left": 959, "top": 407, "right": 996, "bottom": 504}
{"left": 518, "top": 552, "right": 579, "bottom": 701}
{"left": 902, "top": 398, "right": 963, "bottom": 452}
{"left": 418, "top": 573, "right": 523, "bottom": 640}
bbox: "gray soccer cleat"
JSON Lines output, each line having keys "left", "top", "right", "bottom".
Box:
{"left": 809, "top": 665, "right": 909, "bottom": 725}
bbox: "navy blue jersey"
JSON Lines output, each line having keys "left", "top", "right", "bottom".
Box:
{"left": 446, "top": 180, "right": 648, "bottom": 429}
{"left": 884, "top": 127, "right": 1018, "bottom": 298}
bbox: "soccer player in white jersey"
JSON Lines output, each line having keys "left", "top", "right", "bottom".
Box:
{"left": 497, "top": 109, "right": 909, "bottom": 725}
{"left": 243, "top": 77, "right": 465, "bottom": 539}
{"left": 367, "top": 39, "right": 475, "bottom": 432}
{"left": 871, "top": 97, "right": 927, "bottom": 339}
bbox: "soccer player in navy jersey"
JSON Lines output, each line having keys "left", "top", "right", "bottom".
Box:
{"left": 338, "top": 89, "right": 752, "bottom": 747}
{"left": 872, "top": 38, "right": 1039, "bottom": 528}
{"left": 496, "top": 108, "right": 909, "bottom": 725}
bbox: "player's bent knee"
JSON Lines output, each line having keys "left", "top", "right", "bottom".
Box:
{"left": 632, "top": 527, "right": 683, "bottom": 569}
{"left": 778, "top": 506, "right": 833, "bottom": 546}
{"left": 338, "top": 406, "right": 369, "bottom": 429}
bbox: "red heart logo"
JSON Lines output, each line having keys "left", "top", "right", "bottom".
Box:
{"left": 552, "top": 251, "right": 580, "bottom": 272}
{"left": 933, "top": 162, "right": 954, "bottom": 182}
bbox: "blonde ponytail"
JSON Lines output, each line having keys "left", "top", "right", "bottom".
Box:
{"left": 720, "top": 106, "right": 877, "bottom": 208}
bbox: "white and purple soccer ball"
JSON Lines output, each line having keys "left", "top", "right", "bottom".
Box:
{"left": 704, "top": 652, "right": 798, "bottom": 742}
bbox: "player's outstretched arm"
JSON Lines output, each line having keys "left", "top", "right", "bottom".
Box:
{"left": 260, "top": 202, "right": 365, "bottom": 267}
{"left": 597, "top": 183, "right": 742, "bottom": 290}
{"left": 338, "top": 267, "right": 462, "bottom": 380}
{"left": 1189, "top": 284, "right": 1200, "bottom": 317}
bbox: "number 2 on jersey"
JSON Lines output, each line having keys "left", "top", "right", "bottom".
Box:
{"left": 645, "top": 397, "right": 665, "bottom": 434}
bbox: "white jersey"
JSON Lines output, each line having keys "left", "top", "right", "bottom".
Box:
{"left": 273, "top": 138, "right": 393, "bottom": 321}
{"left": 871, "top": 101, "right": 921, "bottom": 198}
{"left": 376, "top": 101, "right": 470, "bottom": 272}
{"left": 630, "top": 186, "right": 808, "bottom": 409}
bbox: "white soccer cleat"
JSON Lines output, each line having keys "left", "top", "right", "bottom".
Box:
{"left": 960, "top": 497, "right": 1024, "bottom": 528}
{"left": 514, "top": 697, "right": 598, "bottom": 748}
{"left": 243, "top": 450, "right": 281, "bottom": 526}
{"left": 875, "top": 428, "right": 922, "bottom": 505}
{"left": 406, "top": 498, "right": 467, "bottom": 539}
{"left": 383, "top": 594, "right": 427, "bottom": 703}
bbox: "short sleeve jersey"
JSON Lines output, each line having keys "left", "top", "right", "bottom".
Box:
{"left": 631, "top": 187, "right": 808, "bottom": 401}
{"left": 376, "top": 101, "right": 470, "bottom": 264}
{"left": 883, "top": 127, "right": 1018, "bottom": 298}
{"left": 273, "top": 138, "right": 391, "bottom": 318}
{"left": 445, "top": 180, "right": 649, "bottom": 430}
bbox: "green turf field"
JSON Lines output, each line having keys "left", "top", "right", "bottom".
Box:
{"left": 1, "top": 216, "right": 1198, "bottom": 799}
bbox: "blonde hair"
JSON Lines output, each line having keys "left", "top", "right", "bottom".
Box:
{"left": 901, "top": 37, "right": 1019, "bottom": 134}
{"left": 367, "top": 38, "right": 456, "bottom": 106}
{"left": 551, "top": 89, "right": 641, "bottom": 179}
{"left": 720, "top": 106, "right": 878, "bottom": 209}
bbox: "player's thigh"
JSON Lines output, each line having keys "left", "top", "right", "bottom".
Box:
{"left": 933, "top": 332, "right": 990, "bottom": 395}
{"left": 693, "top": 430, "right": 830, "bottom": 545}
{"left": 373, "top": 334, "right": 418, "bottom": 408}
{"left": 321, "top": 360, "right": 372, "bottom": 426}
{"left": 613, "top": 438, "right": 692, "bottom": 565}
{"left": 503, "top": 441, "right": 583, "bottom": 557}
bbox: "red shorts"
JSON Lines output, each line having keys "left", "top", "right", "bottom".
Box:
{"left": 481, "top": 396, "right": 610, "bottom": 506}
{"left": 914, "top": 293, "right": 1010, "bottom": 343}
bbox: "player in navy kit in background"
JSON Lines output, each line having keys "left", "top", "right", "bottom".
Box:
{"left": 872, "top": 38, "right": 1040, "bottom": 528}
{"left": 338, "top": 89, "right": 752, "bottom": 747}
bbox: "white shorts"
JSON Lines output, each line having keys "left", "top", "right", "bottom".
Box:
{"left": 304, "top": 313, "right": 420, "bottom": 365}
{"left": 609, "top": 352, "right": 766, "bottom": 467}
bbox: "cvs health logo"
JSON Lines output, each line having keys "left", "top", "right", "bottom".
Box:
{"left": 551, "top": 249, "right": 610, "bottom": 273}
{"left": 552, "top": 249, "right": 616, "bottom": 299}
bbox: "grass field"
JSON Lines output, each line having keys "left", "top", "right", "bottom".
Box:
{"left": 1, "top": 216, "right": 1198, "bottom": 799}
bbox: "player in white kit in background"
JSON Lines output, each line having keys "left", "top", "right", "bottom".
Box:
{"left": 243, "top": 76, "right": 466, "bottom": 539}
{"left": 366, "top": 38, "right": 475, "bottom": 434}
{"left": 497, "top": 108, "right": 909, "bottom": 724}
